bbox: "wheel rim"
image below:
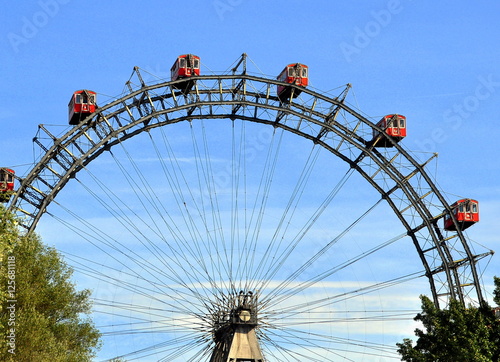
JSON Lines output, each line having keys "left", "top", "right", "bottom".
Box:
{"left": 7, "top": 62, "right": 488, "bottom": 360}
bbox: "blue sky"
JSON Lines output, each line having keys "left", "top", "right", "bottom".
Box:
{"left": 2, "top": 1, "right": 500, "bottom": 360}
{"left": 3, "top": 0, "right": 500, "bottom": 189}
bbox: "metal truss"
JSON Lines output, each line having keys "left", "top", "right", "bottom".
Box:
{"left": 7, "top": 57, "right": 490, "bottom": 309}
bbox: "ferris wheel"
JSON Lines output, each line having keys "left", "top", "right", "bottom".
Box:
{"left": 3, "top": 53, "right": 492, "bottom": 361}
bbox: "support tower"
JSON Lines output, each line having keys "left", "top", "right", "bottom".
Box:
{"left": 210, "top": 291, "right": 265, "bottom": 362}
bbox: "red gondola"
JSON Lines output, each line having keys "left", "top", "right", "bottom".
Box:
{"left": 277, "top": 63, "right": 309, "bottom": 100}
{"left": 170, "top": 54, "right": 200, "bottom": 82}
{"left": 372, "top": 114, "right": 406, "bottom": 147}
{"left": 0, "top": 168, "right": 15, "bottom": 203}
{"left": 68, "top": 90, "right": 97, "bottom": 125}
{"left": 444, "top": 199, "right": 479, "bottom": 231}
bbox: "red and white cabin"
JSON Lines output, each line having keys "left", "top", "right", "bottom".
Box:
{"left": 277, "top": 63, "right": 309, "bottom": 99}
{"left": 0, "top": 168, "right": 15, "bottom": 202}
{"left": 444, "top": 199, "right": 479, "bottom": 231}
{"left": 170, "top": 54, "right": 200, "bottom": 81}
{"left": 68, "top": 90, "right": 97, "bottom": 125}
{"left": 372, "top": 114, "right": 406, "bottom": 147}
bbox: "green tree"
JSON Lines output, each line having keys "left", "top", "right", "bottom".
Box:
{"left": 397, "top": 290, "right": 500, "bottom": 362}
{"left": 491, "top": 276, "right": 500, "bottom": 361}
{"left": 494, "top": 276, "right": 500, "bottom": 307}
{"left": 0, "top": 206, "right": 101, "bottom": 361}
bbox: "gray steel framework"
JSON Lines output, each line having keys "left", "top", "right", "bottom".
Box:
{"left": 7, "top": 58, "right": 490, "bottom": 311}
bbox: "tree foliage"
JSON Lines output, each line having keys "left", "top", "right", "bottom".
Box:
{"left": 0, "top": 206, "right": 101, "bottom": 361}
{"left": 494, "top": 276, "right": 500, "bottom": 307}
{"left": 397, "top": 287, "right": 500, "bottom": 362}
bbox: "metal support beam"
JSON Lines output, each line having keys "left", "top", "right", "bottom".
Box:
{"left": 210, "top": 291, "right": 265, "bottom": 362}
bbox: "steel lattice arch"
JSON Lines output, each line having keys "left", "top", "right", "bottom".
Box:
{"left": 6, "top": 56, "right": 492, "bottom": 360}
{"left": 8, "top": 58, "right": 490, "bottom": 308}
